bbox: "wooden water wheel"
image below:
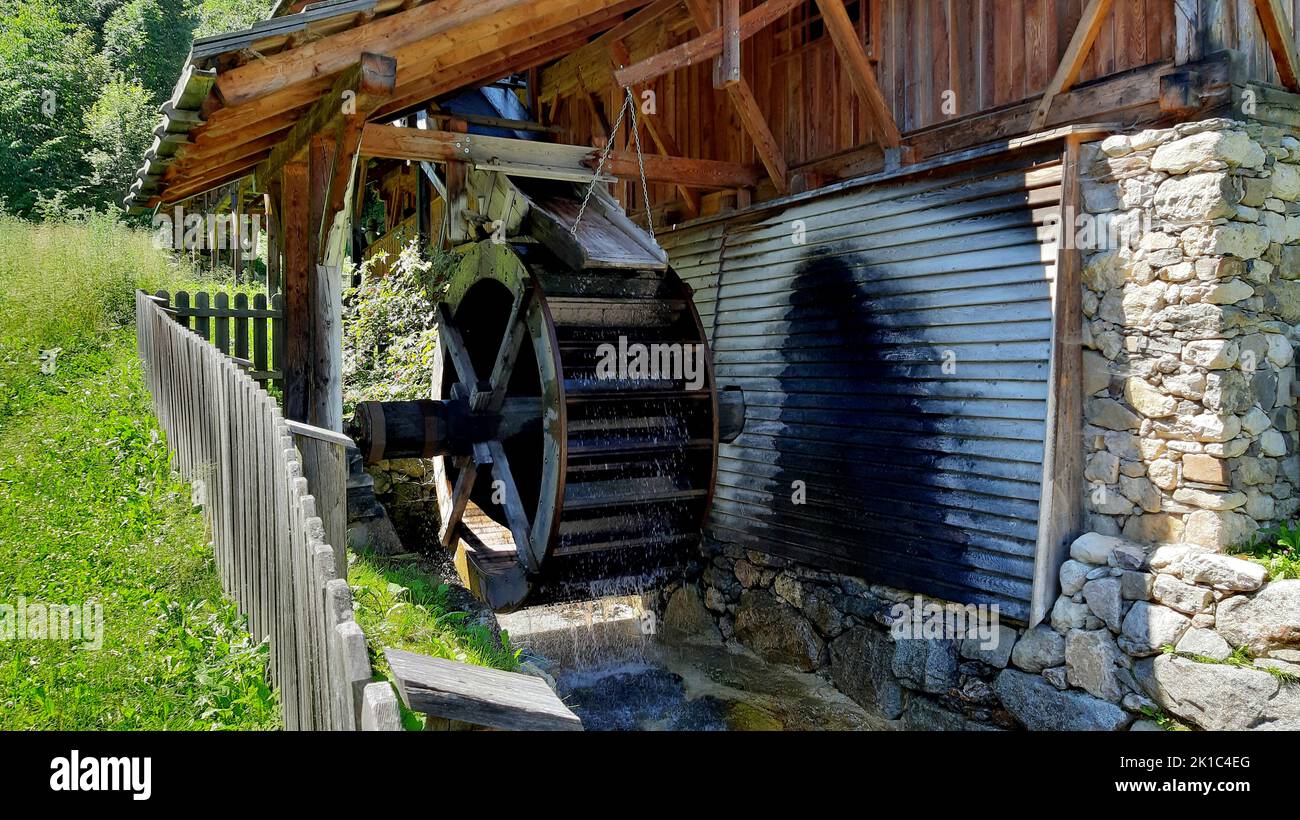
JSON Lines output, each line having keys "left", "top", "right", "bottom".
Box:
{"left": 352, "top": 176, "right": 742, "bottom": 611}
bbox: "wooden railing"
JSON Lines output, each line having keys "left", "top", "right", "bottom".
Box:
{"left": 135, "top": 291, "right": 401, "bottom": 731}
{"left": 152, "top": 289, "right": 284, "bottom": 386}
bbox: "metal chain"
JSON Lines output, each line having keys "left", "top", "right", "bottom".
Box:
{"left": 624, "top": 86, "right": 656, "bottom": 239}
{"left": 571, "top": 91, "right": 631, "bottom": 236}
{"left": 571, "top": 87, "right": 658, "bottom": 244}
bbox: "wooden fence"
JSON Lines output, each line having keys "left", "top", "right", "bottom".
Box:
{"left": 152, "top": 289, "right": 284, "bottom": 387}
{"left": 135, "top": 290, "right": 401, "bottom": 731}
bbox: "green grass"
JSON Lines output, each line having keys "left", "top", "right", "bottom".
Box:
{"left": 1229, "top": 521, "right": 1300, "bottom": 581}
{"left": 0, "top": 213, "right": 277, "bottom": 729}
{"left": 349, "top": 552, "right": 520, "bottom": 730}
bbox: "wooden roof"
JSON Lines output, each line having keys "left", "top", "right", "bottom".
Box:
{"left": 125, "top": 0, "right": 649, "bottom": 212}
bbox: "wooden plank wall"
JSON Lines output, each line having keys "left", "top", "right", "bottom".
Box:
{"left": 556, "top": 0, "right": 1300, "bottom": 210}
{"left": 660, "top": 151, "right": 1064, "bottom": 621}
{"left": 134, "top": 291, "right": 400, "bottom": 731}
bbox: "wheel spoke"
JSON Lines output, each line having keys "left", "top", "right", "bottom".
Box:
{"left": 436, "top": 303, "right": 484, "bottom": 394}
{"left": 487, "top": 441, "right": 538, "bottom": 572}
{"left": 438, "top": 457, "right": 480, "bottom": 549}
{"left": 473, "top": 285, "right": 534, "bottom": 413}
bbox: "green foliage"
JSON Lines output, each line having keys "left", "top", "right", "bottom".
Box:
{"left": 191, "top": 0, "right": 274, "bottom": 38}
{"left": 342, "top": 241, "right": 461, "bottom": 411}
{"left": 0, "top": 0, "right": 275, "bottom": 216}
{"left": 1161, "top": 643, "right": 1299, "bottom": 686}
{"left": 0, "top": 1, "right": 111, "bottom": 214}
{"left": 82, "top": 78, "right": 158, "bottom": 207}
{"left": 0, "top": 215, "right": 276, "bottom": 727}
{"left": 101, "top": 0, "right": 195, "bottom": 103}
{"left": 1230, "top": 522, "right": 1300, "bottom": 580}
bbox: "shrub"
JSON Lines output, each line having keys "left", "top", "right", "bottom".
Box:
{"left": 342, "top": 240, "right": 460, "bottom": 413}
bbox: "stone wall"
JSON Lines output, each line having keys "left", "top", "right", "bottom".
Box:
{"left": 1079, "top": 117, "right": 1300, "bottom": 547}
{"left": 675, "top": 119, "right": 1300, "bottom": 731}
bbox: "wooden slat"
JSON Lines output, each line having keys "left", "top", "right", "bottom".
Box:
{"left": 386, "top": 648, "right": 582, "bottom": 730}
{"left": 813, "top": 0, "right": 901, "bottom": 147}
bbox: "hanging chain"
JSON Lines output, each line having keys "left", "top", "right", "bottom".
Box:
{"left": 624, "top": 86, "right": 656, "bottom": 239}
{"left": 571, "top": 91, "right": 631, "bottom": 236}
{"left": 571, "top": 87, "right": 657, "bottom": 243}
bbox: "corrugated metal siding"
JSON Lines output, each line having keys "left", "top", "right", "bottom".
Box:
{"left": 661, "top": 153, "right": 1063, "bottom": 622}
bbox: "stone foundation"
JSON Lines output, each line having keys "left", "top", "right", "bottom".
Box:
{"left": 672, "top": 533, "right": 1299, "bottom": 730}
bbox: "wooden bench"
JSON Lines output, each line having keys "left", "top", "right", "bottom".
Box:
{"left": 385, "top": 648, "right": 582, "bottom": 731}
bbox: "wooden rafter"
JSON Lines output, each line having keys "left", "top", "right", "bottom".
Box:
{"left": 614, "top": 0, "right": 803, "bottom": 87}
{"left": 1254, "top": 0, "right": 1300, "bottom": 92}
{"left": 1030, "top": 0, "right": 1115, "bottom": 130}
{"left": 360, "top": 123, "right": 762, "bottom": 188}
{"left": 682, "top": 0, "right": 788, "bottom": 193}
{"left": 255, "top": 53, "right": 396, "bottom": 197}
{"left": 813, "top": 0, "right": 900, "bottom": 148}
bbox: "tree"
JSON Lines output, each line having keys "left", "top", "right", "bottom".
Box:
{"left": 83, "top": 78, "right": 156, "bottom": 209}
{"left": 102, "top": 0, "right": 195, "bottom": 104}
{"left": 0, "top": 0, "right": 110, "bottom": 214}
{"left": 191, "top": 0, "right": 274, "bottom": 38}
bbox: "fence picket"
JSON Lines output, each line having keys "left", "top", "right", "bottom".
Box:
{"left": 133, "top": 291, "right": 396, "bottom": 731}
{"left": 214, "top": 292, "right": 230, "bottom": 354}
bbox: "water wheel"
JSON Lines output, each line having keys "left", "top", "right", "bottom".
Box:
{"left": 350, "top": 175, "right": 743, "bottom": 611}
{"left": 427, "top": 239, "right": 720, "bottom": 610}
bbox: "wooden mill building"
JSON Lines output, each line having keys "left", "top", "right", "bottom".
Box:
{"left": 127, "top": 0, "right": 1300, "bottom": 629}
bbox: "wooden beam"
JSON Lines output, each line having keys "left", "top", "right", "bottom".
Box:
{"left": 717, "top": 0, "right": 741, "bottom": 88}
{"left": 1254, "top": 0, "right": 1300, "bottom": 92}
{"left": 1030, "top": 0, "right": 1116, "bottom": 131}
{"left": 813, "top": 0, "right": 900, "bottom": 148}
{"left": 256, "top": 53, "right": 396, "bottom": 191}
{"left": 217, "top": 0, "right": 524, "bottom": 107}
{"left": 360, "top": 123, "right": 762, "bottom": 188}
{"left": 614, "top": 0, "right": 803, "bottom": 87}
{"left": 281, "top": 161, "right": 311, "bottom": 422}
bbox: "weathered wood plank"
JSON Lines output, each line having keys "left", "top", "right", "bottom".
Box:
{"left": 385, "top": 648, "right": 583, "bottom": 730}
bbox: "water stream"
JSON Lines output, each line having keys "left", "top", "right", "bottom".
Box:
{"left": 498, "top": 596, "right": 891, "bottom": 731}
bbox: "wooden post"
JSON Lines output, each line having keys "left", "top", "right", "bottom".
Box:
{"left": 1175, "top": 0, "right": 1203, "bottom": 66}
{"left": 266, "top": 189, "right": 281, "bottom": 294}
{"left": 445, "top": 118, "right": 470, "bottom": 244}
{"left": 309, "top": 133, "right": 344, "bottom": 432}
{"left": 1030, "top": 136, "right": 1086, "bottom": 626}
{"left": 281, "top": 161, "right": 311, "bottom": 422}
{"left": 231, "top": 188, "right": 243, "bottom": 282}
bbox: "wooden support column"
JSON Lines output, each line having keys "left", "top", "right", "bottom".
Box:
{"left": 1030, "top": 135, "right": 1086, "bottom": 626}
{"left": 716, "top": 0, "right": 741, "bottom": 88}
{"left": 308, "top": 133, "right": 343, "bottom": 432}
{"left": 1175, "top": 0, "right": 1204, "bottom": 66}
{"left": 445, "top": 118, "right": 471, "bottom": 244}
{"left": 281, "top": 161, "right": 311, "bottom": 422}
{"left": 230, "top": 188, "right": 243, "bottom": 281}
{"left": 265, "top": 186, "right": 281, "bottom": 294}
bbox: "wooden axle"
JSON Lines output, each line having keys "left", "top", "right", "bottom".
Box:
{"left": 350, "top": 397, "right": 542, "bottom": 464}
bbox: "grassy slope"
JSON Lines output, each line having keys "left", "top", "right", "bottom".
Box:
{"left": 0, "top": 215, "right": 520, "bottom": 729}
{"left": 0, "top": 214, "right": 277, "bottom": 729}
